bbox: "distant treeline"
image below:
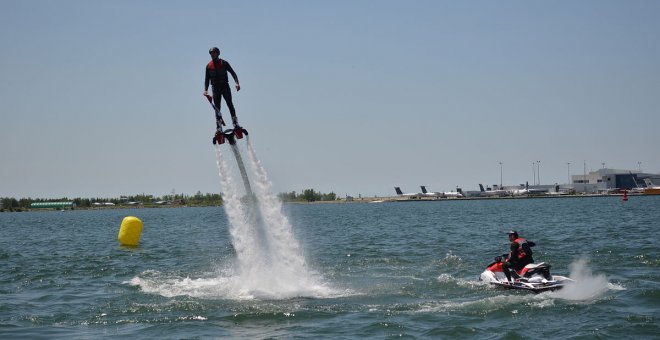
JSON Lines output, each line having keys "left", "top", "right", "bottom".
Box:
{"left": 0, "top": 191, "right": 223, "bottom": 212}
{"left": 1, "top": 189, "right": 339, "bottom": 212}
{"left": 278, "top": 189, "right": 337, "bottom": 202}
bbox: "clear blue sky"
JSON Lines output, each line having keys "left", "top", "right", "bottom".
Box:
{"left": 1, "top": 0, "right": 659, "bottom": 198}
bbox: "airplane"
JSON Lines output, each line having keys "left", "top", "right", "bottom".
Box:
{"left": 394, "top": 187, "right": 421, "bottom": 198}
{"left": 628, "top": 172, "right": 645, "bottom": 193}
{"left": 643, "top": 178, "right": 660, "bottom": 194}
{"left": 512, "top": 182, "right": 546, "bottom": 196}
{"left": 546, "top": 185, "right": 570, "bottom": 196}
{"left": 420, "top": 186, "right": 464, "bottom": 198}
{"left": 478, "top": 184, "right": 509, "bottom": 197}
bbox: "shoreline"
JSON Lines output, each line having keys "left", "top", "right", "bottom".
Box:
{"left": 2, "top": 192, "right": 652, "bottom": 212}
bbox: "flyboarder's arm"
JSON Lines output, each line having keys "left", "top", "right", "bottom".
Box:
{"left": 226, "top": 62, "right": 240, "bottom": 91}
{"left": 203, "top": 67, "right": 210, "bottom": 96}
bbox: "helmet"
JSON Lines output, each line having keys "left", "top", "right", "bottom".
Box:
{"left": 209, "top": 47, "right": 220, "bottom": 55}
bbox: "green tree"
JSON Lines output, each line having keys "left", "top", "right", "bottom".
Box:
{"left": 302, "top": 189, "right": 322, "bottom": 202}
{"left": 277, "top": 191, "right": 298, "bottom": 202}
{"left": 321, "top": 192, "right": 337, "bottom": 201}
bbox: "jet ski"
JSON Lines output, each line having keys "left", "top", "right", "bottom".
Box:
{"left": 480, "top": 258, "right": 573, "bottom": 293}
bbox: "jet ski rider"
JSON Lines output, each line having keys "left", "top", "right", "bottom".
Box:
{"left": 502, "top": 230, "right": 535, "bottom": 283}
{"left": 204, "top": 47, "right": 241, "bottom": 127}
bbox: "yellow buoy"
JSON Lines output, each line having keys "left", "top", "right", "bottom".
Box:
{"left": 118, "top": 216, "right": 143, "bottom": 246}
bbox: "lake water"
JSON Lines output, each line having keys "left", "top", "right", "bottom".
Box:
{"left": 1, "top": 196, "right": 658, "bottom": 339}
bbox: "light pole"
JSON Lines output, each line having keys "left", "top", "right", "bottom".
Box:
{"left": 583, "top": 160, "right": 587, "bottom": 193}
{"left": 638, "top": 161, "right": 642, "bottom": 172}
{"left": 532, "top": 162, "right": 536, "bottom": 186}
{"left": 602, "top": 162, "right": 605, "bottom": 169}
{"left": 537, "top": 161, "right": 541, "bottom": 186}
{"left": 499, "top": 162, "right": 503, "bottom": 188}
{"left": 567, "top": 162, "right": 571, "bottom": 185}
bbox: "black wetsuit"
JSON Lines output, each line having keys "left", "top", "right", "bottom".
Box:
{"left": 503, "top": 239, "right": 534, "bottom": 282}
{"left": 205, "top": 58, "right": 239, "bottom": 123}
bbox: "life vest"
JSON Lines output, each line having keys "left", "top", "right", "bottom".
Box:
{"left": 206, "top": 58, "right": 229, "bottom": 85}
{"left": 207, "top": 58, "right": 223, "bottom": 69}
{"left": 510, "top": 237, "right": 531, "bottom": 260}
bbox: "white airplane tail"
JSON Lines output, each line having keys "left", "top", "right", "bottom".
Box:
{"left": 644, "top": 178, "right": 656, "bottom": 187}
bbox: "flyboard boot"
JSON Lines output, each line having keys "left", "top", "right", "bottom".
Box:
{"left": 212, "top": 120, "right": 237, "bottom": 145}
{"left": 206, "top": 93, "right": 231, "bottom": 145}
{"left": 213, "top": 109, "right": 227, "bottom": 145}
{"left": 231, "top": 115, "right": 248, "bottom": 140}
{"left": 205, "top": 94, "right": 247, "bottom": 145}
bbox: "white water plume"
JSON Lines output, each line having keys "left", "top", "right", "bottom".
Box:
{"left": 211, "top": 142, "right": 334, "bottom": 299}
{"left": 244, "top": 138, "right": 323, "bottom": 294}
{"left": 550, "top": 258, "right": 621, "bottom": 301}
{"left": 214, "top": 146, "right": 266, "bottom": 278}
{"left": 131, "top": 144, "right": 338, "bottom": 300}
{"left": 245, "top": 139, "right": 306, "bottom": 270}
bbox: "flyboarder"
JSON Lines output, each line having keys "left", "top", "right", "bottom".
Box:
{"left": 204, "top": 47, "right": 241, "bottom": 128}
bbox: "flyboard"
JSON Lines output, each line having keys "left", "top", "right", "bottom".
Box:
{"left": 205, "top": 94, "right": 253, "bottom": 195}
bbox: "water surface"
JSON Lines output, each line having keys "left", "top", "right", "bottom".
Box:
{"left": 1, "top": 196, "right": 658, "bottom": 338}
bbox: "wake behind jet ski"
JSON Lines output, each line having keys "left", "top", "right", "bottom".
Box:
{"left": 480, "top": 258, "right": 573, "bottom": 293}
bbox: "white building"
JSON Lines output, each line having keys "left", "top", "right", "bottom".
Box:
{"left": 571, "top": 168, "right": 659, "bottom": 193}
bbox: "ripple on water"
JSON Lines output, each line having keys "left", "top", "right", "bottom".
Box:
{"left": 0, "top": 197, "right": 658, "bottom": 338}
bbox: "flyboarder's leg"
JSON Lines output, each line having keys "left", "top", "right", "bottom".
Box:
{"left": 214, "top": 112, "right": 223, "bottom": 129}
{"left": 212, "top": 89, "right": 224, "bottom": 129}
{"left": 220, "top": 83, "right": 238, "bottom": 126}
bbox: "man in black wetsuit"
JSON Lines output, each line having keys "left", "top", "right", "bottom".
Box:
{"left": 204, "top": 47, "right": 241, "bottom": 127}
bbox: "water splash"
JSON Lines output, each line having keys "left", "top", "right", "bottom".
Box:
{"left": 128, "top": 268, "right": 266, "bottom": 300}
{"left": 218, "top": 143, "right": 334, "bottom": 298}
{"left": 128, "top": 268, "right": 346, "bottom": 300}
{"left": 214, "top": 145, "right": 264, "bottom": 274}
{"left": 437, "top": 251, "right": 463, "bottom": 268}
{"left": 550, "top": 258, "right": 622, "bottom": 301}
{"left": 426, "top": 259, "right": 618, "bottom": 313}
{"left": 437, "top": 273, "right": 488, "bottom": 289}
{"left": 244, "top": 138, "right": 327, "bottom": 297}
{"left": 131, "top": 145, "right": 337, "bottom": 300}
{"left": 245, "top": 139, "right": 306, "bottom": 270}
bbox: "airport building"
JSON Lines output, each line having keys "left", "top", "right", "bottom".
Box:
{"left": 571, "top": 168, "right": 659, "bottom": 193}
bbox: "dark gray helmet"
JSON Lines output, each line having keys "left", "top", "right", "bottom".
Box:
{"left": 209, "top": 47, "right": 220, "bottom": 55}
